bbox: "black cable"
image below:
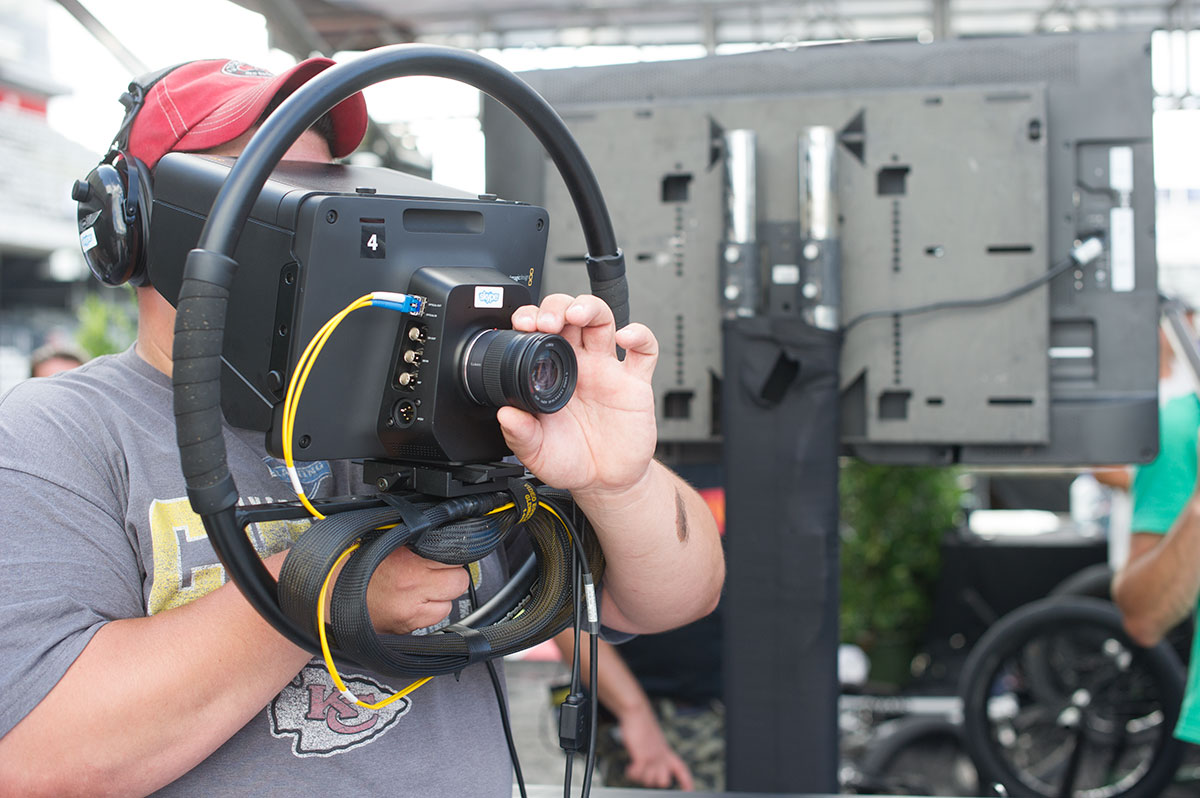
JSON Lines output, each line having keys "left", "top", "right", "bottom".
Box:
{"left": 546, "top": 493, "right": 594, "bottom": 577}
{"left": 549, "top": 499, "right": 599, "bottom": 798}
{"left": 468, "top": 572, "right": 527, "bottom": 798}
{"left": 566, "top": 501, "right": 600, "bottom": 798}
{"left": 570, "top": 554, "right": 583, "bottom": 692}
{"left": 840, "top": 253, "right": 1082, "bottom": 333}
{"left": 564, "top": 542, "right": 583, "bottom": 798}
{"left": 488, "top": 659, "right": 526, "bottom": 798}
{"left": 583, "top": 623, "right": 599, "bottom": 797}
{"left": 458, "top": 552, "right": 538, "bottom": 629}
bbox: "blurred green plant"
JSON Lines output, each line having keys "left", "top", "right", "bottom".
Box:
{"left": 839, "top": 459, "right": 965, "bottom": 686}
{"left": 74, "top": 290, "right": 137, "bottom": 358}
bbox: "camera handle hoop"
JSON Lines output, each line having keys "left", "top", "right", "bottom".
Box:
{"left": 172, "top": 44, "right": 627, "bottom": 656}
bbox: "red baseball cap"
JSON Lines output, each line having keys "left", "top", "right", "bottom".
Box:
{"left": 127, "top": 57, "right": 368, "bottom": 170}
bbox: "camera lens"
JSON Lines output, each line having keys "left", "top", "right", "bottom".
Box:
{"left": 462, "top": 329, "right": 577, "bottom": 414}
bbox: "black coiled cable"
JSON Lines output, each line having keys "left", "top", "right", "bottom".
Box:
{"left": 278, "top": 487, "right": 604, "bottom": 677}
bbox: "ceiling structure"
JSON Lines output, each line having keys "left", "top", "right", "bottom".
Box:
{"left": 234, "top": 0, "right": 1197, "bottom": 56}
{"left": 56, "top": 0, "right": 1200, "bottom": 182}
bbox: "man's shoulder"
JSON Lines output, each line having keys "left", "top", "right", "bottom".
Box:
{"left": 1131, "top": 393, "right": 1200, "bottom": 534}
{"left": 2, "top": 351, "right": 127, "bottom": 415}
{"left": 1154, "top": 392, "right": 1200, "bottom": 460}
{"left": 0, "top": 349, "right": 161, "bottom": 466}
{"left": 1161, "top": 392, "right": 1200, "bottom": 427}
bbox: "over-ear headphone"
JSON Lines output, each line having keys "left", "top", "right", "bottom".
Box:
{"left": 71, "top": 64, "right": 183, "bottom": 287}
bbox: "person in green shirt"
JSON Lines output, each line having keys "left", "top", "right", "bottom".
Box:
{"left": 1112, "top": 392, "right": 1200, "bottom": 743}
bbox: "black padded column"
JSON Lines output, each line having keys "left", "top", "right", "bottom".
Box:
{"left": 722, "top": 316, "right": 841, "bottom": 793}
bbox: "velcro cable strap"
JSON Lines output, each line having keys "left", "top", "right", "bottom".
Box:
{"left": 378, "top": 492, "right": 435, "bottom": 539}
{"left": 442, "top": 623, "right": 494, "bottom": 666}
{"left": 507, "top": 477, "right": 539, "bottom": 524}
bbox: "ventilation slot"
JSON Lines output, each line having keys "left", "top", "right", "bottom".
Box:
{"left": 877, "top": 166, "right": 910, "bottom": 196}
{"left": 879, "top": 390, "right": 912, "bottom": 420}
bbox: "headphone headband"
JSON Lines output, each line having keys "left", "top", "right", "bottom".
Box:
{"left": 109, "top": 62, "right": 189, "bottom": 156}
{"left": 73, "top": 63, "right": 189, "bottom": 288}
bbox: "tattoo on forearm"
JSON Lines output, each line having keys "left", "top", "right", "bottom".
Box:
{"left": 675, "top": 488, "right": 689, "bottom": 543}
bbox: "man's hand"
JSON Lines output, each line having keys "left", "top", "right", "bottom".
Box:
{"left": 364, "top": 549, "right": 469, "bottom": 634}
{"left": 505, "top": 294, "right": 723, "bottom": 634}
{"left": 497, "top": 293, "right": 658, "bottom": 497}
{"left": 620, "top": 706, "right": 696, "bottom": 790}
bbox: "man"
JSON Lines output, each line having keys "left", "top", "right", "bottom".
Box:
{"left": 29, "top": 342, "right": 87, "bottom": 378}
{"left": 0, "top": 56, "right": 723, "bottom": 796}
{"left": 1111, "top": 390, "right": 1200, "bottom": 746}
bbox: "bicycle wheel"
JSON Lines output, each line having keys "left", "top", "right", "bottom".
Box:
{"left": 1049, "top": 563, "right": 1114, "bottom": 601}
{"left": 858, "top": 715, "right": 983, "bottom": 796}
{"left": 959, "top": 597, "right": 1185, "bottom": 798}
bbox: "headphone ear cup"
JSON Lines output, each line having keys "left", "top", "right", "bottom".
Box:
{"left": 75, "top": 161, "right": 136, "bottom": 286}
{"left": 73, "top": 154, "right": 153, "bottom": 287}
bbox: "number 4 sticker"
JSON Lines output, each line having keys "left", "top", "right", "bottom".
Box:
{"left": 361, "top": 224, "right": 385, "bottom": 259}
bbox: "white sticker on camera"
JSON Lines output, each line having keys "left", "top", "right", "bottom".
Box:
{"left": 474, "top": 286, "right": 504, "bottom": 308}
{"left": 79, "top": 227, "right": 98, "bottom": 252}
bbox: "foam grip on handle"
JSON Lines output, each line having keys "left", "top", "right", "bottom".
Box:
{"left": 173, "top": 249, "right": 239, "bottom": 514}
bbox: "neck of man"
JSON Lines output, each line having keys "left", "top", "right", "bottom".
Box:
{"left": 135, "top": 286, "right": 175, "bottom": 377}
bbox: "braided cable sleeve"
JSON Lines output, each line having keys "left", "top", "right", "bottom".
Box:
{"left": 277, "top": 487, "right": 605, "bottom": 678}
{"left": 278, "top": 506, "right": 410, "bottom": 638}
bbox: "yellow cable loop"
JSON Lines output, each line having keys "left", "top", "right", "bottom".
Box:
{"left": 293, "top": 303, "right": 581, "bottom": 705}
{"left": 302, "top": 378, "right": 579, "bottom": 702}
{"left": 283, "top": 294, "right": 374, "bottom": 518}
{"left": 315, "top": 502, "right": 575, "bottom": 698}
{"left": 319, "top": 542, "right": 432, "bottom": 709}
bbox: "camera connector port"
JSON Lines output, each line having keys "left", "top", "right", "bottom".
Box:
{"left": 392, "top": 399, "right": 417, "bottom": 428}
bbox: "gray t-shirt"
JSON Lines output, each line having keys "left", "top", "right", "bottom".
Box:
{"left": 0, "top": 346, "right": 513, "bottom": 795}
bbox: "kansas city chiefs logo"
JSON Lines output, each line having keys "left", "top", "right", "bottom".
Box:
{"left": 221, "top": 60, "right": 275, "bottom": 78}
{"left": 269, "top": 663, "right": 411, "bottom": 757}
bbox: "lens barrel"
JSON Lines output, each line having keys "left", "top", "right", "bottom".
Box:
{"left": 462, "top": 329, "right": 577, "bottom": 414}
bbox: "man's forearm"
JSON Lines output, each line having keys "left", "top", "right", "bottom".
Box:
{"left": 0, "top": 551, "right": 311, "bottom": 796}
{"left": 1113, "top": 505, "right": 1200, "bottom": 647}
{"left": 575, "top": 460, "right": 724, "bottom": 634}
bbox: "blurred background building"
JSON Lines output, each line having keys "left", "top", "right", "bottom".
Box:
{"left": 3, "top": 1, "right": 1199, "bottom": 395}
{"left": 0, "top": 0, "right": 96, "bottom": 391}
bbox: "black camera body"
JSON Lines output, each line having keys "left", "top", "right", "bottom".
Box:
{"left": 378, "top": 265, "right": 571, "bottom": 464}
{"left": 148, "top": 152, "right": 557, "bottom": 465}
